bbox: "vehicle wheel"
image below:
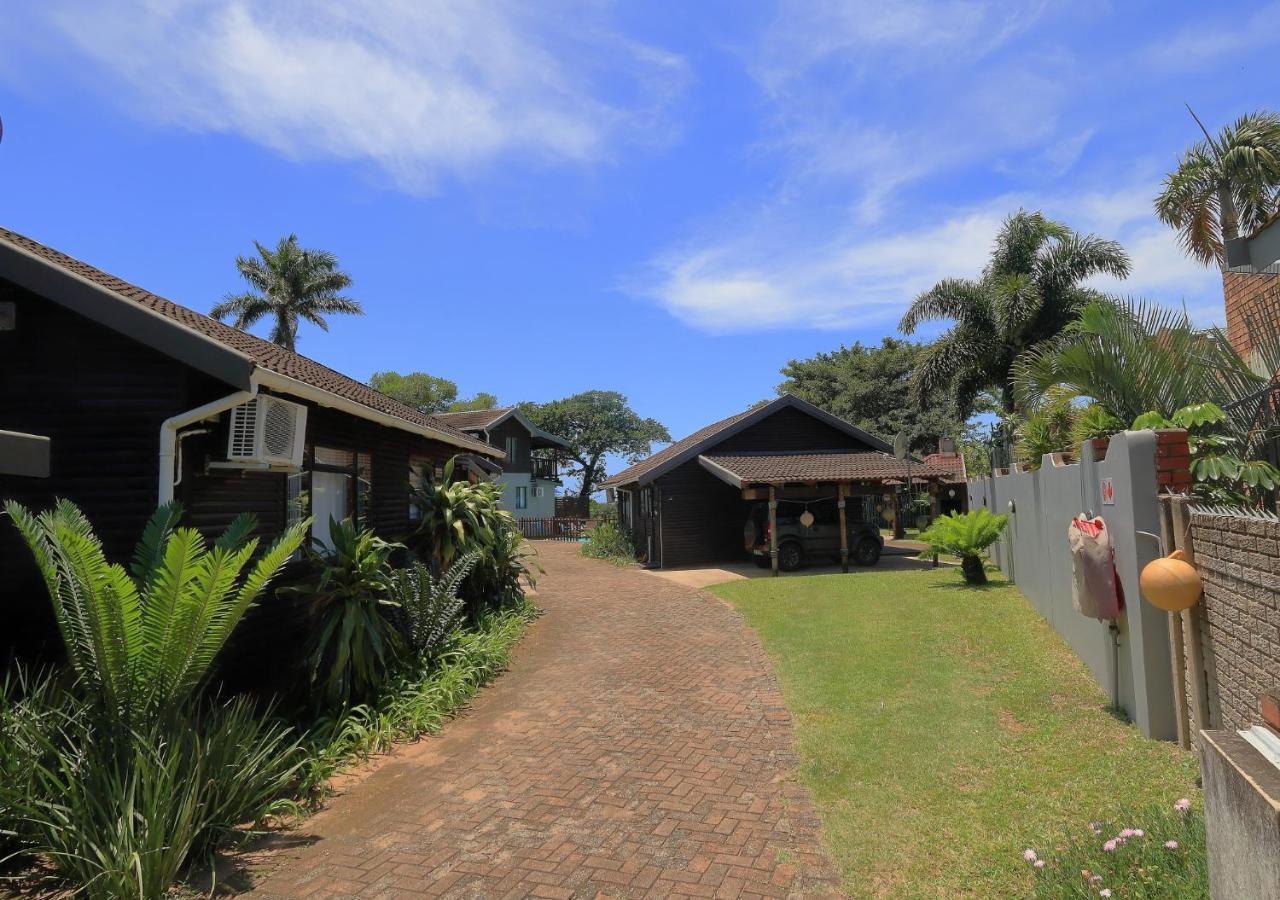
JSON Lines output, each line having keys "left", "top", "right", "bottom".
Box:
{"left": 778, "top": 541, "right": 803, "bottom": 572}
{"left": 852, "top": 537, "right": 881, "bottom": 567}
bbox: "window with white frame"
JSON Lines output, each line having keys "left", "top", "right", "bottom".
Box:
{"left": 504, "top": 436, "right": 518, "bottom": 465}
{"left": 515, "top": 485, "right": 528, "bottom": 509}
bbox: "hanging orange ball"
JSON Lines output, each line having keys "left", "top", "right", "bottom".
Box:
{"left": 1140, "top": 549, "right": 1202, "bottom": 612}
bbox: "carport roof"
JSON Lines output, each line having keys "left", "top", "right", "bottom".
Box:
{"left": 698, "top": 451, "right": 963, "bottom": 488}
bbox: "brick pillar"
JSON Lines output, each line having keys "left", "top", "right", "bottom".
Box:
{"left": 1223, "top": 270, "right": 1280, "bottom": 359}
{"left": 1155, "top": 429, "right": 1192, "bottom": 494}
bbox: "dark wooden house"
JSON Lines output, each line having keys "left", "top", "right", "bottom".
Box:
{"left": 0, "top": 226, "right": 502, "bottom": 658}
{"left": 601, "top": 395, "right": 965, "bottom": 570}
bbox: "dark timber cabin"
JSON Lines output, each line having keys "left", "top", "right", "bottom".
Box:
{"left": 600, "top": 395, "right": 966, "bottom": 571}
{"left": 0, "top": 226, "right": 503, "bottom": 661}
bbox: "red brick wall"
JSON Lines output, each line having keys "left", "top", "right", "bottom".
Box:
{"left": 1156, "top": 429, "right": 1193, "bottom": 494}
{"left": 1223, "top": 271, "right": 1280, "bottom": 358}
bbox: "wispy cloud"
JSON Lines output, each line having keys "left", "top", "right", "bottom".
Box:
{"left": 1140, "top": 1, "right": 1280, "bottom": 73}
{"left": 641, "top": 179, "right": 1225, "bottom": 335}
{"left": 11, "top": 1, "right": 687, "bottom": 190}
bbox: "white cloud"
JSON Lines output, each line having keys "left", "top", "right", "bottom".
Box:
{"left": 1140, "top": 2, "right": 1280, "bottom": 73}
{"left": 642, "top": 180, "right": 1226, "bottom": 334}
{"left": 18, "top": 0, "right": 686, "bottom": 190}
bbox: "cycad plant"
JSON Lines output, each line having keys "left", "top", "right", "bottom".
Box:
{"left": 287, "top": 517, "right": 402, "bottom": 708}
{"left": 4, "top": 500, "right": 308, "bottom": 732}
{"left": 387, "top": 553, "right": 477, "bottom": 658}
{"left": 919, "top": 509, "right": 1009, "bottom": 584}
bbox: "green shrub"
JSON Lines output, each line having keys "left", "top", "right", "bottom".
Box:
{"left": 581, "top": 519, "right": 635, "bottom": 565}
{"left": 1073, "top": 404, "right": 1125, "bottom": 444}
{"left": 919, "top": 508, "right": 1009, "bottom": 584}
{"left": 406, "top": 457, "right": 539, "bottom": 615}
{"left": 387, "top": 554, "right": 475, "bottom": 658}
{"left": 1, "top": 692, "right": 301, "bottom": 900}
{"left": 284, "top": 517, "right": 403, "bottom": 709}
{"left": 4, "top": 499, "right": 308, "bottom": 732}
{"left": 1026, "top": 800, "right": 1206, "bottom": 898}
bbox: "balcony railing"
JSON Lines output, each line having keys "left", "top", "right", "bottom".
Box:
{"left": 531, "top": 456, "right": 559, "bottom": 481}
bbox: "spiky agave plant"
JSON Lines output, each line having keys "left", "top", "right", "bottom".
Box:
{"left": 4, "top": 499, "right": 308, "bottom": 732}
{"left": 919, "top": 509, "right": 1009, "bottom": 584}
{"left": 387, "top": 552, "right": 477, "bottom": 658}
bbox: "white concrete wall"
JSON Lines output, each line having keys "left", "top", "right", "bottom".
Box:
{"left": 968, "top": 431, "right": 1175, "bottom": 740}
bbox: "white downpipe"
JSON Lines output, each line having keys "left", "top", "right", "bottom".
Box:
{"left": 157, "top": 385, "right": 257, "bottom": 506}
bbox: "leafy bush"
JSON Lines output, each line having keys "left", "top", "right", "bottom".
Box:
{"left": 406, "top": 457, "right": 539, "bottom": 615}
{"left": 1025, "top": 799, "right": 1206, "bottom": 898}
{"left": 4, "top": 696, "right": 301, "bottom": 899}
{"left": 388, "top": 554, "right": 475, "bottom": 658}
{"left": 4, "top": 499, "right": 307, "bottom": 733}
{"left": 1133, "top": 402, "right": 1280, "bottom": 502}
{"left": 284, "top": 517, "right": 403, "bottom": 709}
{"left": 1073, "top": 404, "right": 1125, "bottom": 444}
{"left": 581, "top": 519, "right": 636, "bottom": 564}
{"left": 919, "top": 508, "right": 1009, "bottom": 584}
{"left": 1016, "top": 395, "right": 1078, "bottom": 468}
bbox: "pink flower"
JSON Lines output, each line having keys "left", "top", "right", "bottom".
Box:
{"left": 1175, "top": 798, "right": 1191, "bottom": 813}
{"left": 1119, "top": 828, "right": 1136, "bottom": 838}
{"left": 1102, "top": 839, "right": 1118, "bottom": 852}
{"left": 1100, "top": 890, "right": 1112, "bottom": 898}
{"left": 1165, "top": 840, "right": 1179, "bottom": 849}
{"left": 1023, "top": 849, "right": 1038, "bottom": 863}
{"left": 1134, "top": 829, "right": 1144, "bottom": 837}
{"left": 1034, "top": 860, "right": 1045, "bottom": 869}
{"left": 1090, "top": 875, "right": 1103, "bottom": 883}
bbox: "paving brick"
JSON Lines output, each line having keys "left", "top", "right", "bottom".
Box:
{"left": 246, "top": 542, "right": 837, "bottom": 898}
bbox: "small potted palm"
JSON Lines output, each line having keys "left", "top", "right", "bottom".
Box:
{"left": 919, "top": 508, "right": 1009, "bottom": 584}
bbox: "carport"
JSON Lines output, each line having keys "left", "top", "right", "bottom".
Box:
{"left": 696, "top": 451, "right": 965, "bottom": 575}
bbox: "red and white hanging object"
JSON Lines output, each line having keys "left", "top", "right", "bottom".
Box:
{"left": 1068, "top": 515, "right": 1125, "bottom": 621}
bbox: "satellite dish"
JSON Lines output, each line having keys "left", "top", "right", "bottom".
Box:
{"left": 893, "top": 431, "right": 909, "bottom": 461}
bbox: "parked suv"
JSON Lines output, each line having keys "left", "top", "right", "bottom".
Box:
{"left": 743, "top": 499, "right": 883, "bottom": 571}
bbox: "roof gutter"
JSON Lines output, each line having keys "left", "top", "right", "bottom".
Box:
{"left": 251, "top": 369, "right": 502, "bottom": 458}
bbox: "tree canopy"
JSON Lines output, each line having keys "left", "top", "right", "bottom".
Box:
{"left": 370, "top": 371, "right": 498, "bottom": 414}
{"left": 1155, "top": 108, "right": 1280, "bottom": 267}
{"left": 210, "top": 234, "right": 362, "bottom": 352}
{"left": 520, "top": 391, "right": 670, "bottom": 507}
{"left": 900, "top": 209, "right": 1130, "bottom": 417}
{"left": 778, "top": 338, "right": 966, "bottom": 455}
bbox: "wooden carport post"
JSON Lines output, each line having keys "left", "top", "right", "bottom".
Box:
{"left": 769, "top": 485, "right": 779, "bottom": 577}
{"left": 837, "top": 482, "right": 849, "bottom": 573}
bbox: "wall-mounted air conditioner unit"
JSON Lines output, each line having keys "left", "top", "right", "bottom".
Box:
{"left": 226, "top": 396, "right": 307, "bottom": 468}
{"left": 533, "top": 485, "right": 544, "bottom": 498}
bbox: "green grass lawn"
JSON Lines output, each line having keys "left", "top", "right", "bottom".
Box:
{"left": 710, "top": 568, "right": 1201, "bottom": 898}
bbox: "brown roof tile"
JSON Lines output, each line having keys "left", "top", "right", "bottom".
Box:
{"left": 432, "top": 407, "right": 515, "bottom": 431}
{"left": 700, "top": 452, "right": 961, "bottom": 486}
{"left": 601, "top": 405, "right": 759, "bottom": 487}
{"left": 0, "top": 226, "right": 494, "bottom": 454}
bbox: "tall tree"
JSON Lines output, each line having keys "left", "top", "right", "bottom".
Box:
{"left": 1155, "top": 108, "right": 1280, "bottom": 267}
{"left": 211, "top": 234, "right": 362, "bottom": 352}
{"left": 778, "top": 338, "right": 966, "bottom": 454}
{"left": 370, "top": 371, "right": 496, "bottom": 414}
{"left": 520, "top": 391, "right": 670, "bottom": 510}
{"left": 899, "top": 209, "right": 1130, "bottom": 416}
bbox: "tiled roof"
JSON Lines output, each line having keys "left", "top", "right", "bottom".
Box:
{"left": 0, "top": 226, "right": 493, "bottom": 454}
{"left": 433, "top": 407, "right": 515, "bottom": 431}
{"left": 601, "top": 406, "right": 759, "bottom": 487}
{"left": 700, "top": 451, "right": 963, "bottom": 486}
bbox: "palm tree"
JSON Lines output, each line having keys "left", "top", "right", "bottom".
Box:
{"left": 1155, "top": 108, "right": 1280, "bottom": 268}
{"left": 899, "top": 210, "right": 1131, "bottom": 416}
{"left": 211, "top": 235, "right": 363, "bottom": 351}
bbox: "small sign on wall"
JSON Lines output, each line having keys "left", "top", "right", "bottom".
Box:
{"left": 1100, "top": 477, "right": 1115, "bottom": 505}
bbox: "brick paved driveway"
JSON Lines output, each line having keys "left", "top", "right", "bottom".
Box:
{"left": 250, "top": 542, "right": 839, "bottom": 899}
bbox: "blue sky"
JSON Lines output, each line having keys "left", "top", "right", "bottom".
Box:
{"left": 1, "top": 1, "right": 1277, "bottom": 463}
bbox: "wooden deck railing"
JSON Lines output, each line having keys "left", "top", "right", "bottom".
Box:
{"left": 518, "top": 517, "right": 591, "bottom": 541}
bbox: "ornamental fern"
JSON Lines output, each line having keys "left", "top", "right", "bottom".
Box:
{"left": 4, "top": 499, "right": 308, "bottom": 731}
